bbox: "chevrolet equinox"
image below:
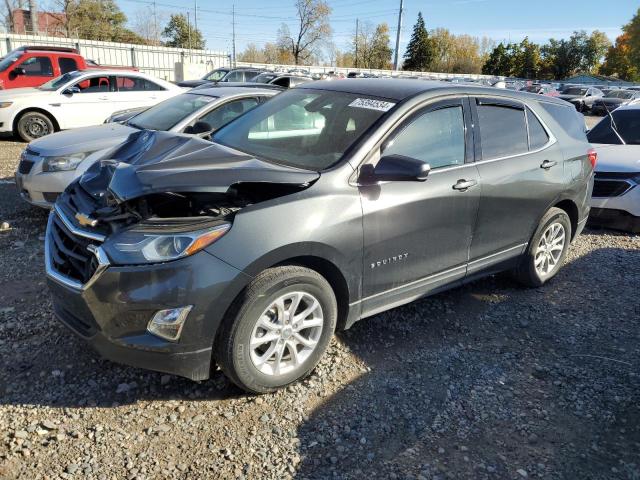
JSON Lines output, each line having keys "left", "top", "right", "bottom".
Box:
{"left": 45, "top": 79, "right": 595, "bottom": 393}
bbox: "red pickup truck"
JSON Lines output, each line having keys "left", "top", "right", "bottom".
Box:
{"left": 0, "top": 45, "right": 137, "bottom": 90}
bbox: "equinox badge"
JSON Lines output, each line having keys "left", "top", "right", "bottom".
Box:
{"left": 371, "top": 253, "right": 409, "bottom": 269}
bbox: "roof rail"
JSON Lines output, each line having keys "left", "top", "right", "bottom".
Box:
{"left": 15, "top": 45, "right": 78, "bottom": 54}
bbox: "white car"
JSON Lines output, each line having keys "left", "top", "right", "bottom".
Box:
{"left": 0, "top": 70, "right": 182, "bottom": 141}
{"left": 587, "top": 105, "right": 640, "bottom": 233}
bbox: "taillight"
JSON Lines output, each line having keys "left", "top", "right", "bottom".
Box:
{"left": 587, "top": 148, "right": 597, "bottom": 169}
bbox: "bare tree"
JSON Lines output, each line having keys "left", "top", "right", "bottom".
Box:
{"left": 132, "top": 7, "right": 166, "bottom": 45}
{"left": 278, "top": 0, "right": 331, "bottom": 65}
{"left": 2, "top": 0, "right": 23, "bottom": 33}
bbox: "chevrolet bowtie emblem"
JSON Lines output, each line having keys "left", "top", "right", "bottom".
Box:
{"left": 75, "top": 212, "right": 98, "bottom": 227}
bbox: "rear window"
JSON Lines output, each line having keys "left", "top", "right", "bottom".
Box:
{"left": 59, "top": 57, "right": 78, "bottom": 74}
{"left": 477, "top": 104, "right": 528, "bottom": 159}
{"left": 587, "top": 109, "right": 640, "bottom": 145}
{"left": 539, "top": 102, "right": 586, "bottom": 141}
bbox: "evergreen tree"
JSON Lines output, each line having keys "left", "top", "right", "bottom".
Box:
{"left": 162, "top": 14, "right": 205, "bottom": 49}
{"left": 402, "top": 12, "right": 433, "bottom": 71}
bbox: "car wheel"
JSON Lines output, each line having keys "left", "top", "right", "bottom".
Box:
{"left": 16, "top": 111, "right": 55, "bottom": 142}
{"left": 215, "top": 265, "right": 337, "bottom": 393}
{"left": 514, "top": 207, "right": 572, "bottom": 287}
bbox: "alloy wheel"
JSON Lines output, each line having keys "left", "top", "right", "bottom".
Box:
{"left": 534, "top": 222, "right": 566, "bottom": 276}
{"left": 249, "top": 291, "right": 324, "bottom": 377}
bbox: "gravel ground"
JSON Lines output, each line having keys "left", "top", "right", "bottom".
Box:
{"left": 1, "top": 118, "right": 639, "bottom": 480}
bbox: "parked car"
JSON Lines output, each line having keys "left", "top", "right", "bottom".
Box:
{"left": 45, "top": 79, "right": 594, "bottom": 393}
{"left": 587, "top": 104, "right": 640, "bottom": 232}
{"left": 15, "top": 85, "right": 278, "bottom": 207}
{"left": 558, "top": 86, "right": 604, "bottom": 112}
{"left": 250, "top": 72, "right": 312, "bottom": 88}
{"left": 0, "top": 45, "right": 137, "bottom": 90}
{"left": 522, "top": 84, "right": 560, "bottom": 96}
{"left": 590, "top": 90, "right": 640, "bottom": 115}
{"left": 0, "top": 69, "right": 182, "bottom": 142}
{"left": 177, "top": 67, "right": 266, "bottom": 88}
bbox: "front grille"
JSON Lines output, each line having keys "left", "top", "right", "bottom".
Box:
{"left": 592, "top": 179, "right": 633, "bottom": 198}
{"left": 49, "top": 214, "right": 100, "bottom": 284}
{"left": 18, "top": 158, "right": 34, "bottom": 174}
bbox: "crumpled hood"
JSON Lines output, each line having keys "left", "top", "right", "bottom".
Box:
{"left": 29, "top": 123, "right": 137, "bottom": 157}
{"left": 592, "top": 143, "right": 640, "bottom": 173}
{"left": 78, "top": 130, "right": 320, "bottom": 203}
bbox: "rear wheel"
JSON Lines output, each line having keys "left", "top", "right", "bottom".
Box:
{"left": 514, "top": 207, "right": 572, "bottom": 287}
{"left": 16, "top": 111, "right": 55, "bottom": 142}
{"left": 215, "top": 266, "right": 337, "bottom": 393}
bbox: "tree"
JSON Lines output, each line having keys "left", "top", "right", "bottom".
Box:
{"left": 238, "top": 43, "right": 265, "bottom": 63}
{"left": 353, "top": 22, "right": 393, "bottom": 69}
{"left": 600, "top": 34, "right": 639, "bottom": 81}
{"left": 623, "top": 7, "right": 640, "bottom": 70}
{"left": 482, "top": 42, "right": 516, "bottom": 76}
{"left": 429, "top": 29, "right": 484, "bottom": 74}
{"left": 278, "top": 0, "right": 332, "bottom": 65}
{"left": 583, "top": 30, "right": 612, "bottom": 72}
{"left": 403, "top": 12, "right": 434, "bottom": 71}
{"left": 162, "top": 13, "right": 205, "bottom": 49}
{"left": 132, "top": 8, "right": 167, "bottom": 45}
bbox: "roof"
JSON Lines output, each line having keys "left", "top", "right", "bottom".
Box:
{"left": 297, "top": 78, "right": 568, "bottom": 105}
{"left": 190, "top": 85, "right": 281, "bottom": 97}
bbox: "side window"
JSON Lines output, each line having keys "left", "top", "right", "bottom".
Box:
{"left": 198, "top": 98, "right": 259, "bottom": 130}
{"left": 384, "top": 105, "right": 465, "bottom": 169}
{"left": 225, "top": 71, "right": 244, "bottom": 82}
{"left": 116, "top": 76, "right": 141, "bottom": 91}
{"left": 59, "top": 57, "right": 78, "bottom": 75}
{"left": 73, "top": 76, "right": 110, "bottom": 93}
{"left": 143, "top": 79, "right": 165, "bottom": 91}
{"left": 526, "top": 108, "right": 550, "bottom": 150}
{"left": 477, "top": 103, "right": 528, "bottom": 159}
{"left": 272, "top": 77, "right": 290, "bottom": 88}
{"left": 18, "top": 56, "right": 53, "bottom": 76}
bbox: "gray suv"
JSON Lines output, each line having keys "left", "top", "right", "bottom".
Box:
{"left": 45, "top": 80, "right": 594, "bottom": 393}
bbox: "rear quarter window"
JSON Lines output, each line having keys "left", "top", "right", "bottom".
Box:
{"left": 539, "top": 102, "right": 587, "bottom": 142}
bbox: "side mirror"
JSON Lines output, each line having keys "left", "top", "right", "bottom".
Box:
{"left": 62, "top": 86, "right": 81, "bottom": 95}
{"left": 360, "top": 154, "right": 430, "bottom": 184}
{"left": 12, "top": 67, "right": 25, "bottom": 76}
{"left": 191, "top": 121, "right": 213, "bottom": 135}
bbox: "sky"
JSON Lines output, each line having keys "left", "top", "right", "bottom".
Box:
{"left": 117, "top": 0, "right": 638, "bottom": 58}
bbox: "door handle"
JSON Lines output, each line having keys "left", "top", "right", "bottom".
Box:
{"left": 540, "top": 160, "right": 557, "bottom": 169}
{"left": 98, "top": 96, "right": 109, "bottom": 101}
{"left": 452, "top": 179, "right": 478, "bottom": 191}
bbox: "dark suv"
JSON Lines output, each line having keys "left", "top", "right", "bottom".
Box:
{"left": 46, "top": 80, "right": 594, "bottom": 393}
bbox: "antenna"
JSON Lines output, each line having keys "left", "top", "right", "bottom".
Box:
{"left": 232, "top": 4, "right": 236, "bottom": 67}
{"left": 355, "top": 18, "right": 359, "bottom": 69}
{"left": 393, "top": 0, "right": 403, "bottom": 70}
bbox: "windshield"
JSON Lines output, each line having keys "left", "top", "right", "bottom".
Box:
{"left": 524, "top": 86, "right": 542, "bottom": 93}
{"left": 203, "top": 69, "right": 228, "bottom": 81}
{"left": 587, "top": 110, "right": 640, "bottom": 144}
{"left": 606, "top": 90, "right": 634, "bottom": 99}
{"left": 38, "top": 71, "right": 84, "bottom": 91}
{"left": 0, "top": 53, "right": 21, "bottom": 73}
{"left": 128, "top": 93, "right": 217, "bottom": 131}
{"left": 213, "top": 89, "right": 394, "bottom": 170}
{"left": 563, "top": 88, "right": 587, "bottom": 96}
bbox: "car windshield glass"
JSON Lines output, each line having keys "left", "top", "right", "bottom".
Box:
{"left": 38, "top": 71, "right": 84, "bottom": 90}
{"left": 213, "top": 89, "right": 394, "bottom": 170}
{"left": 563, "top": 88, "right": 587, "bottom": 95}
{"left": 0, "top": 53, "right": 21, "bottom": 72}
{"left": 203, "top": 69, "right": 227, "bottom": 81}
{"left": 128, "top": 93, "right": 217, "bottom": 131}
{"left": 587, "top": 110, "right": 640, "bottom": 144}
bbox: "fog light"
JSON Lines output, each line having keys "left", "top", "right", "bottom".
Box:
{"left": 147, "top": 306, "right": 192, "bottom": 342}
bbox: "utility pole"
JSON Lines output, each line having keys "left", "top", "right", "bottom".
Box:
{"left": 232, "top": 4, "right": 236, "bottom": 67}
{"left": 194, "top": 0, "right": 198, "bottom": 36}
{"left": 354, "top": 18, "right": 358, "bottom": 69}
{"left": 153, "top": 0, "right": 158, "bottom": 44}
{"left": 187, "top": 11, "right": 192, "bottom": 52}
{"left": 393, "top": 0, "right": 403, "bottom": 70}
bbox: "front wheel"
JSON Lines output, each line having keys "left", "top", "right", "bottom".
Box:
{"left": 16, "top": 111, "right": 55, "bottom": 142}
{"left": 215, "top": 266, "right": 337, "bottom": 393}
{"left": 514, "top": 207, "right": 572, "bottom": 287}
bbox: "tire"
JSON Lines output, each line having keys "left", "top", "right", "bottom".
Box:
{"left": 513, "top": 207, "right": 572, "bottom": 287}
{"left": 214, "top": 266, "right": 337, "bottom": 393}
{"left": 16, "top": 111, "right": 55, "bottom": 142}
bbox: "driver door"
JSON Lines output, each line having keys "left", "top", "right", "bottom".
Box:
{"left": 359, "top": 97, "right": 480, "bottom": 316}
{"left": 57, "top": 75, "right": 118, "bottom": 129}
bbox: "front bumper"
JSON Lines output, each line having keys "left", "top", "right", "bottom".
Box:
{"left": 45, "top": 211, "right": 251, "bottom": 380}
{"left": 588, "top": 207, "right": 640, "bottom": 233}
{"left": 16, "top": 161, "right": 79, "bottom": 209}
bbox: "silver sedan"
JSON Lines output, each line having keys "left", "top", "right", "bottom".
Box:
{"left": 15, "top": 85, "right": 280, "bottom": 208}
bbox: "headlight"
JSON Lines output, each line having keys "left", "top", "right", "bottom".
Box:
{"left": 0, "top": 101, "right": 12, "bottom": 108}
{"left": 105, "top": 223, "right": 230, "bottom": 265}
{"left": 43, "top": 152, "right": 91, "bottom": 172}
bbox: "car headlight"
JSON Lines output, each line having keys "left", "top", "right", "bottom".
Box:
{"left": 0, "top": 101, "right": 12, "bottom": 108}
{"left": 105, "top": 223, "right": 230, "bottom": 265}
{"left": 43, "top": 152, "right": 91, "bottom": 172}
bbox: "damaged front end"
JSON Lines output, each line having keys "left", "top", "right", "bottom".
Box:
{"left": 47, "top": 130, "right": 319, "bottom": 287}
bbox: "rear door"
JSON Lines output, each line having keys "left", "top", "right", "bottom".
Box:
{"left": 360, "top": 97, "right": 480, "bottom": 316}
{"left": 467, "top": 97, "right": 566, "bottom": 275}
